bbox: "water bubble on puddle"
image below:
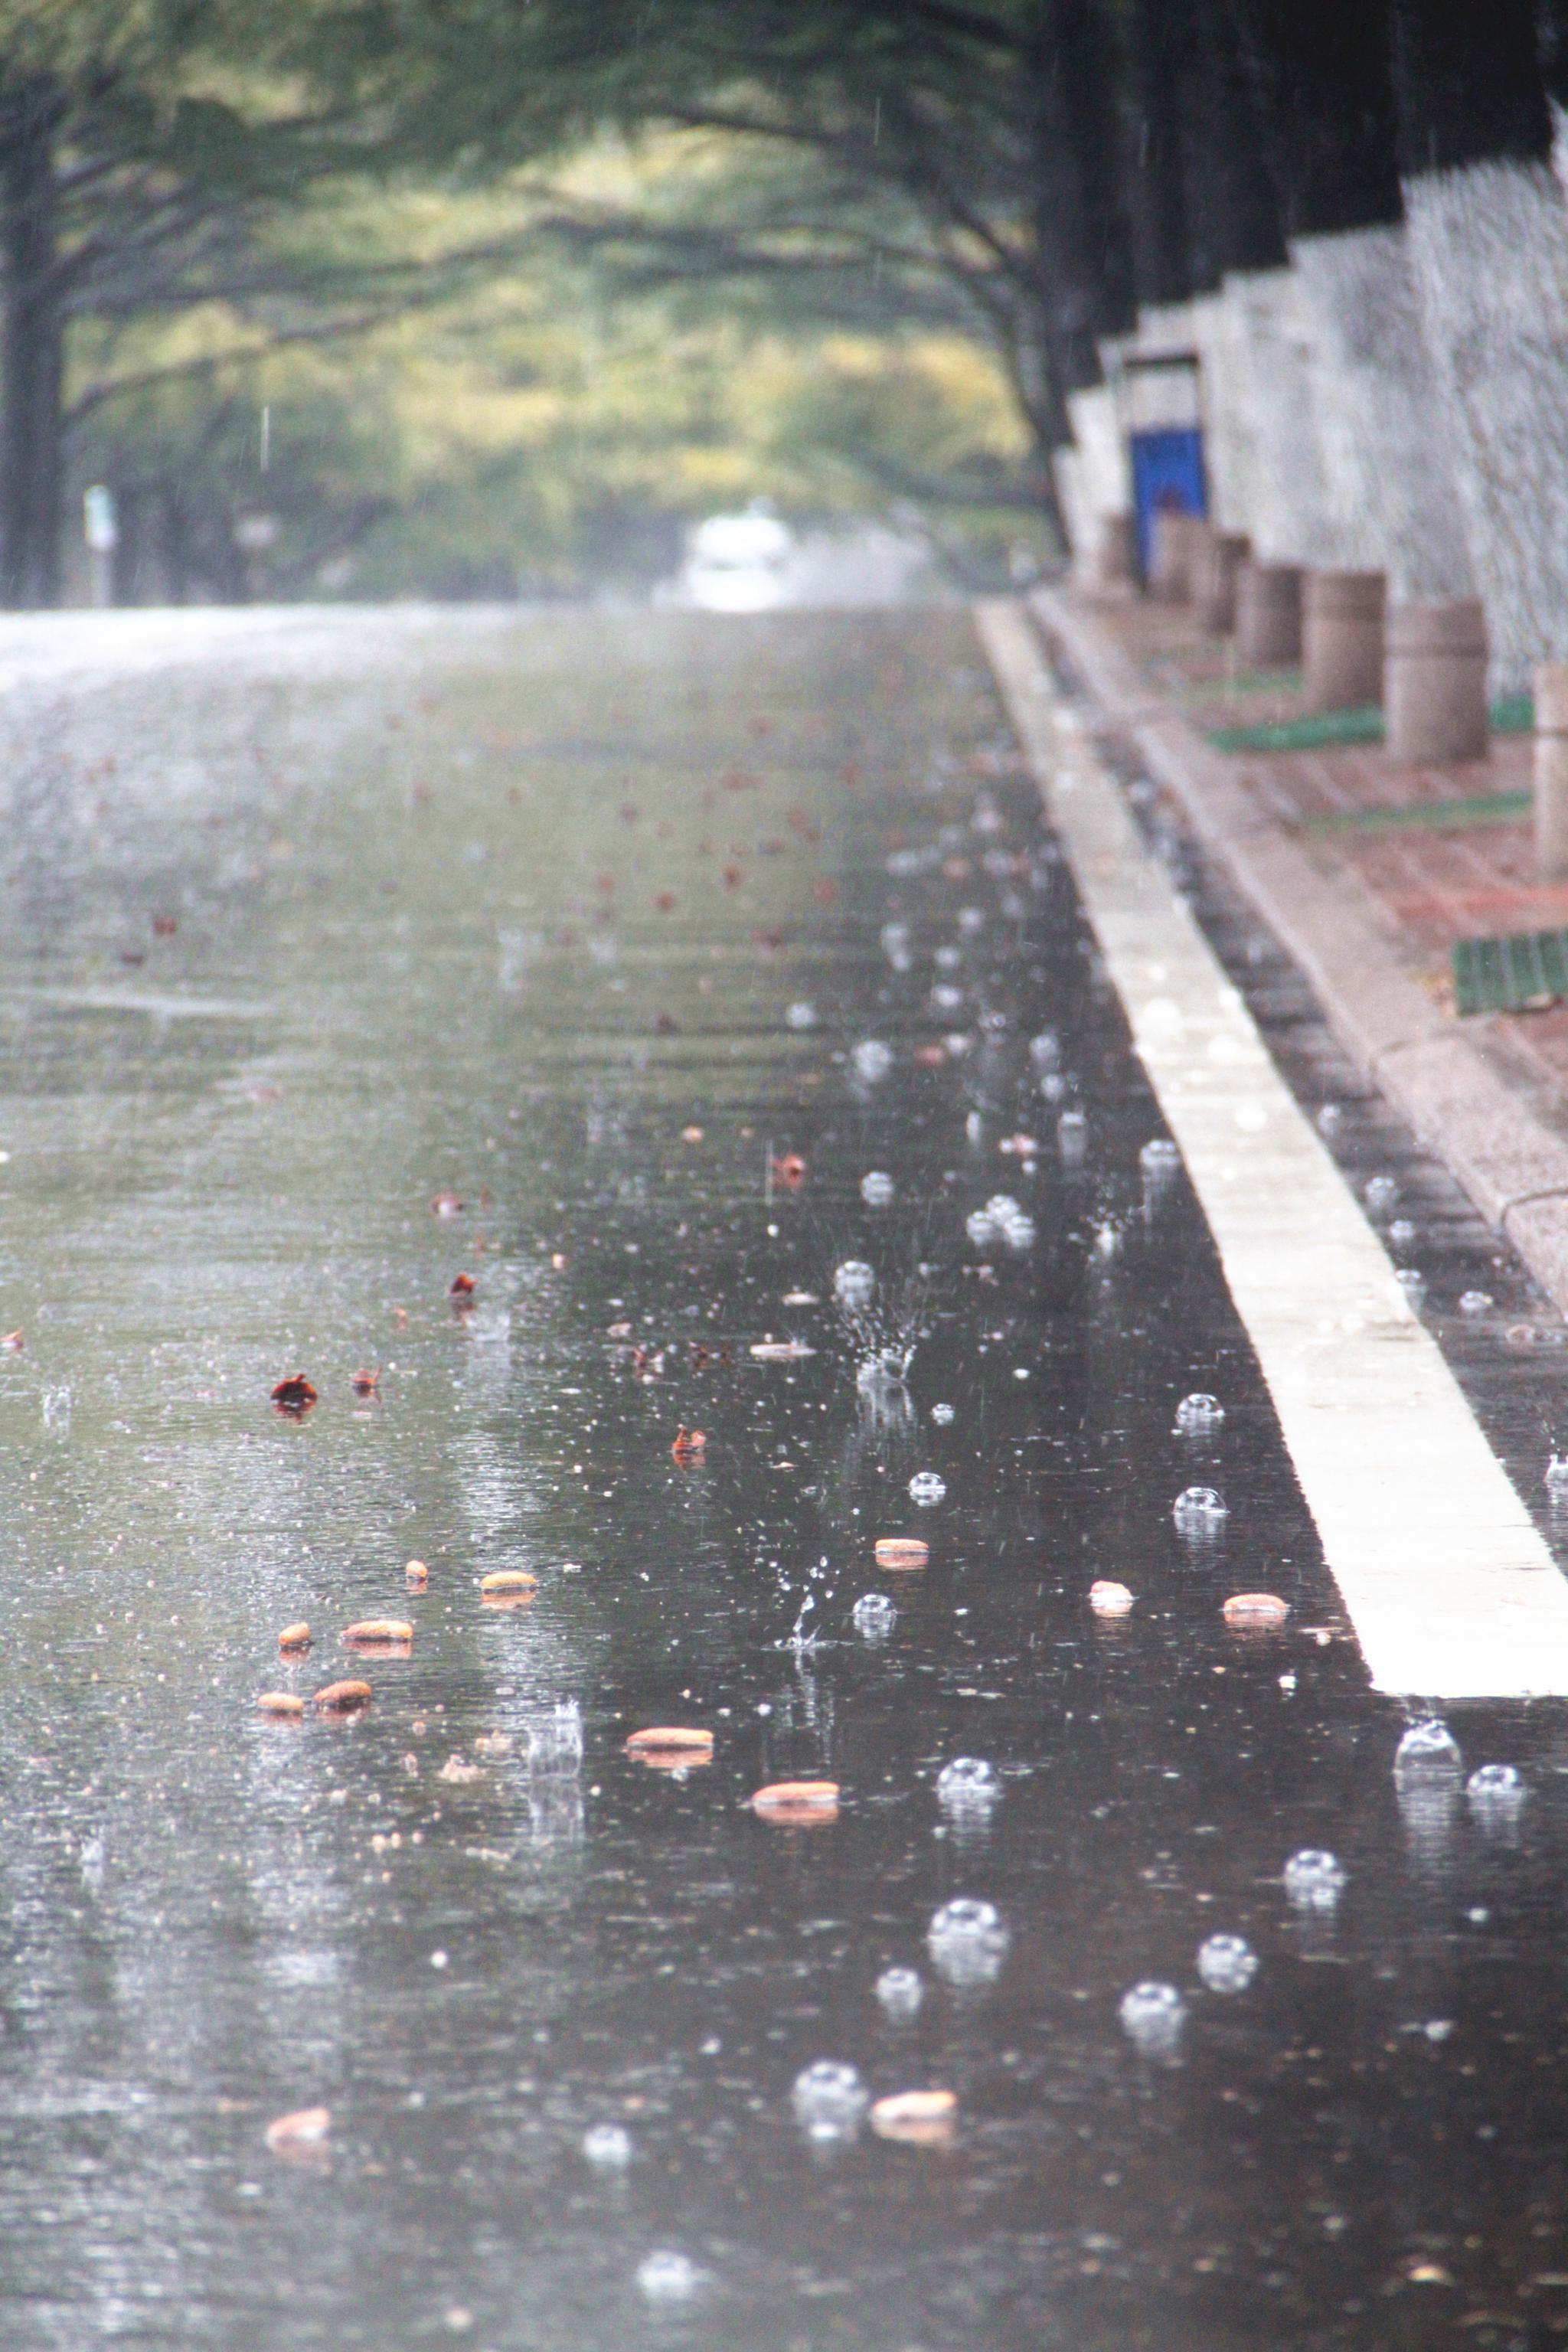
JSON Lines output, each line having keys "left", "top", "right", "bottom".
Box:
{"left": 786, "top": 1001, "right": 818, "bottom": 1031}
{"left": 1547, "top": 1454, "right": 1568, "bottom": 1495}
{"left": 880, "top": 922, "right": 910, "bottom": 960}
{"left": 852, "top": 1039, "right": 893, "bottom": 1084}
{"left": 927, "top": 1898, "right": 1009, "bottom": 1987}
{"left": 935, "top": 944, "right": 962, "bottom": 971}
{"left": 834, "top": 1260, "right": 876, "bottom": 1310}
{"left": 875, "top": 1966, "right": 924, "bottom": 2021}
{"left": 852, "top": 1592, "right": 897, "bottom": 1641}
{"left": 1396, "top": 1269, "right": 1426, "bottom": 1302}
{"left": 1058, "top": 1109, "right": 1087, "bottom": 1158}
{"left": 1394, "top": 1720, "right": 1463, "bottom": 1782}
{"left": 861, "top": 1171, "right": 896, "bottom": 1207}
{"left": 1458, "top": 1289, "right": 1494, "bottom": 1316}
{"left": 936, "top": 1757, "right": 1001, "bottom": 1814}
{"left": 1139, "top": 1138, "right": 1181, "bottom": 1178}
{"left": 791, "top": 2060, "right": 869, "bottom": 2141}
{"left": 1119, "top": 1981, "right": 1185, "bottom": 2051}
{"left": 930, "top": 1402, "right": 956, "bottom": 1425}
{"left": 1364, "top": 1175, "right": 1399, "bottom": 1214}
{"left": 1390, "top": 1217, "right": 1417, "bottom": 1247}
{"left": 1317, "top": 1102, "right": 1342, "bottom": 1135}
{"left": 966, "top": 1207, "right": 998, "bottom": 1246}
{"left": 930, "top": 984, "right": 965, "bottom": 1012}
{"left": 637, "top": 2250, "right": 704, "bottom": 2304}
{"left": 1196, "top": 1934, "right": 1259, "bottom": 1994}
{"left": 583, "top": 2123, "right": 633, "bottom": 2167}
{"left": 1173, "top": 1485, "right": 1227, "bottom": 1531}
{"left": 908, "top": 1471, "right": 947, "bottom": 1507}
{"left": 1468, "top": 1762, "right": 1524, "bottom": 1801}
{"left": 958, "top": 905, "right": 985, "bottom": 934}
{"left": 1039, "top": 1071, "right": 1067, "bottom": 1102}
{"left": 965, "top": 1111, "right": 984, "bottom": 1144}
{"left": 1284, "top": 1848, "right": 1347, "bottom": 1908}
{"left": 1174, "top": 1392, "right": 1223, "bottom": 1435}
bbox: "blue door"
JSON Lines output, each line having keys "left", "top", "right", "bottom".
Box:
{"left": 1130, "top": 427, "right": 1207, "bottom": 578}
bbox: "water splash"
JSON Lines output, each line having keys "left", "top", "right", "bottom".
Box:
{"left": 792, "top": 2060, "right": 868, "bottom": 2141}
{"left": 927, "top": 1898, "right": 1008, "bottom": 1988}
{"left": 1196, "top": 1934, "right": 1258, "bottom": 1994}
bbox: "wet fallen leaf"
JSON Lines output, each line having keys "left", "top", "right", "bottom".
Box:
{"left": 1222, "top": 1592, "right": 1289, "bottom": 1626}
{"left": 671, "top": 1425, "right": 707, "bottom": 1464}
{"left": 914, "top": 1043, "right": 948, "bottom": 1067}
{"left": 654, "top": 890, "right": 676, "bottom": 912}
{"left": 752, "top": 1779, "right": 840, "bottom": 1824}
{"left": 626, "top": 1726, "right": 714, "bottom": 1759}
{"left": 265, "top": 2105, "right": 330, "bottom": 2154}
{"left": 439, "top": 1753, "right": 485, "bottom": 1784}
{"left": 350, "top": 1367, "right": 381, "bottom": 1396}
{"left": 480, "top": 1569, "right": 537, "bottom": 1594}
{"left": 769, "top": 1152, "right": 807, "bottom": 1191}
{"left": 342, "top": 1619, "right": 413, "bottom": 1647}
{"left": 681, "top": 1125, "right": 704, "bottom": 1143}
{"left": 312, "top": 1679, "right": 371, "bottom": 1712}
{"left": 270, "top": 1373, "right": 317, "bottom": 1416}
{"left": 256, "top": 1691, "right": 305, "bottom": 1718}
{"left": 871, "top": 2089, "right": 958, "bottom": 2145}
{"left": 1089, "top": 1579, "right": 1135, "bottom": 1616}
{"left": 750, "top": 1340, "right": 817, "bottom": 1361}
{"left": 278, "top": 1622, "right": 312, "bottom": 1652}
{"left": 405, "top": 1559, "right": 429, "bottom": 1589}
{"left": 606, "top": 1321, "right": 633, "bottom": 1338}
{"left": 0, "top": 1330, "right": 23, "bottom": 1351}
{"left": 449, "top": 1272, "right": 476, "bottom": 1305}
{"left": 874, "top": 1537, "right": 929, "bottom": 1570}
{"left": 473, "top": 1732, "right": 513, "bottom": 1757}
{"left": 152, "top": 913, "right": 178, "bottom": 936}
{"left": 430, "top": 1192, "right": 465, "bottom": 1217}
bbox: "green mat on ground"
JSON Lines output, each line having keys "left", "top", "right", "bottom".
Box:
{"left": 1208, "top": 691, "right": 1534, "bottom": 755}
{"left": 1454, "top": 925, "right": 1568, "bottom": 1016}
{"left": 1300, "top": 789, "right": 1531, "bottom": 838}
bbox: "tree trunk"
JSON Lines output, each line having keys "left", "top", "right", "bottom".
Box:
{"left": 1118, "top": 0, "right": 1192, "bottom": 308}
{"left": 0, "top": 75, "right": 66, "bottom": 609}
{"left": 1025, "top": 0, "right": 1135, "bottom": 400}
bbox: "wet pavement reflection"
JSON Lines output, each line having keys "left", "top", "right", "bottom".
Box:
{"left": 2, "top": 611, "right": 1568, "bottom": 2348}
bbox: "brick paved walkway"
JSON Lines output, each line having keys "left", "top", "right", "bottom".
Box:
{"left": 1081, "top": 591, "right": 1568, "bottom": 1091}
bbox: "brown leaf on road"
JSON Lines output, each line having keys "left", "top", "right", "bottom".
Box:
{"left": 430, "top": 1192, "right": 465, "bottom": 1217}
{"left": 449, "top": 1272, "right": 476, "bottom": 1307}
{"left": 671, "top": 1426, "right": 707, "bottom": 1464}
{"left": 270, "top": 1374, "right": 318, "bottom": 1416}
{"left": 350, "top": 1367, "right": 381, "bottom": 1396}
{"left": 752, "top": 1780, "right": 839, "bottom": 1825}
{"left": 312, "top": 1680, "right": 371, "bottom": 1713}
{"left": 277, "top": 1622, "right": 312, "bottom": 1652}
{"left": 769, "top": 1152, "right": 807, "bottom": 1191}
{"left": 265, "top": 2105, "right": 331, "bottom": 2155}
{"left": 342, "top": 1619, "right": 413, "bottom": 1648}
{"left": 0, "top": 1331, "right": 22, "bottom": 1351}
{"left": 256, "top": 1691, "right": 305, "bottom": 1718}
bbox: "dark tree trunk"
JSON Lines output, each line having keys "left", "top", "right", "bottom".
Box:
{"left": 1026, "top": 0, "right": 1136, "bottom": 401}
{"left": 1390, "top": 0, "right": 1552, "bottom": 177}
{"left": 1119, "top": 0, "right": 1194, "bottom": 306}
{"left": 0, "top": 75, "right": 67, "bottom": 609}
{"left": 1228, "top": 0, "right": 1403, "bottom": 236}
{"left": 1176, "top": 0, "right": 1287, "bottom": 289}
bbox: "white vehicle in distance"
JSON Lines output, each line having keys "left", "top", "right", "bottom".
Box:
{"left": 671, "top": 502, "right": 795, "bottom": 611}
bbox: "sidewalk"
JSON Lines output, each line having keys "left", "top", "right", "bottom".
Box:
{"left": 1027, "top": 583, "right": 1568, "bottom": 1315}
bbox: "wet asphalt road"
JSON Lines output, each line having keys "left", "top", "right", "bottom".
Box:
{"left": 2, "top": 608, "right": 1568, "bottom": 2349}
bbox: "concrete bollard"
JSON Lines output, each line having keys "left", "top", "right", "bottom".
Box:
{"left": 1535, "top": 664, "right": 1568, "bottom": 881}
{"left": 1093, "top": 512, "right": 1138, "bottom": 593}
{"left": 1196, "top": 531, "right": 1251, "bottom": 635}
{"left": 1234, "top": 561, "right": 1303, "bottom": 666}
{"left": 1148, "top": 510, "right": 1205, "bottom": 603}
{"left": 1303, "top": 569, "right": 1386, "bottom": 712}
{"left": 1384, "top": 599, "right": 1489, "bottom": 765}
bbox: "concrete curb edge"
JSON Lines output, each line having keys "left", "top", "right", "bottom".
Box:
{"left": 1017, "top": 586, "right": 1568, "bottom": 1319}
